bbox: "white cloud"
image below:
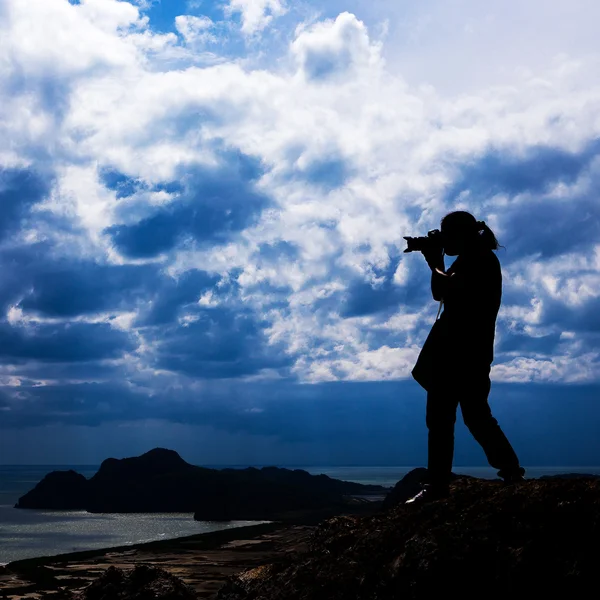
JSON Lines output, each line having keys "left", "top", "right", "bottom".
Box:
{"left": 492, "top": 353, "right": 600, "bottom": 384}
{"left": 291, "top": 12, "right": 382, "bottom": 83}
{"left": 175, "top": 15, "right": 216, "bottom": 46}
{"left": 226, "top": 0, "right": 287, "bottom": 36}
{"left": 2, "top": 0, "right": 600, "bottom": 387}
{"left": 1, "top": 0, "right": 142, "bottom": 78}
{"left": 302, "top": 345, "right": 422, "bottom": 383}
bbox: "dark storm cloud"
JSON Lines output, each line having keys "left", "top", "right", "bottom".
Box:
{"left": 106, "top": 150, "right": 271, "bottom": 258}
{"left": 136, "top": 268, "right": 220, "bottom": 326}
{"left": 0, "top": 237, "right": 286, "bottom": 386}
{"left": 0, "top": 167, "right": 51, "bottom": 242}
{"left": 540, "top": 295, "right": 600, "bottom": 333}
{"left": 0, "top": 378, "right": 423, "bottom": 435}
{"left": 0, "top": 320, "right": 135, "bottom": 363}
{"left": 0, "top": 381, "right": 144, "bottom": 428}
{"left": 496, "top": 329, "right": 564, "bottom": 355}
{"left": 10, "top": 360, "right": 128, "bottom": 382}
{"left": 174, "top": 381, "right": 424, "bottom": 442}
{"left": 341, "top": 279, "right": 401, "bottom": 317}
{"left": 499, "top": 276, "right": 535, "bottom": 308}
{"left": 447, "top": 140, "right": 600, "bottom": 200}
{"left": 442, "top": 141, "right": 600, "bottom": 260}
{"left": 3, "top": 377, "right": 600, "bottom": 469}
{"left": 99, "top": 167, "right": 143, "bottom": 199}
{"left": 17, "top": 257, "right": 160, "bottom": 318}
{"left": 340, "top": 251, "right": 432, "bottom": 318}
{"left": 435, "top": 140, "right": 600, "bottom": 362}
{"left": 497, "top": 193, "right": 600, "bottom": 261}
{"left": 150, "top": 306, "right": 293, "bottom": 379}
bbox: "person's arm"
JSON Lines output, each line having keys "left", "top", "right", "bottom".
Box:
{"left": 422, "top": 249, "right": 450, "bottom": 301}
{"left": 431, "top": 268, "right": 453, "bottom": 301}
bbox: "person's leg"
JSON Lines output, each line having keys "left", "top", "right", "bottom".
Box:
{"left": 426, "top": 387, "right": 460, "bottom": 490}
{"left": 460, "top": 376, "right": 524, "bottom": 479}
{"left": 406, "top": 387, "right": 458, "bottom": 504}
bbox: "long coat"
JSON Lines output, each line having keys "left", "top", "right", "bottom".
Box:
{"left": 412, "top": 248, "right": 502, "bottom": 392}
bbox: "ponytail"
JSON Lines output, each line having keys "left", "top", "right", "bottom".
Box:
{"left": 476, "top": 220, "right": 503, "bottom": 250}
{"left": 441, "top": 211, "right": 505, "bottom": 251}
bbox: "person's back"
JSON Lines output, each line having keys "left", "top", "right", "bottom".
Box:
{"left": 439, "top": 246, "right": 502, "bottom": 368}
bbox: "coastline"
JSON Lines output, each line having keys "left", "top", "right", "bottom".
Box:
{"left": 0, "top": 521, "right": 293, "bottom": 599}
{"left": 0, "top": 503, "right": 382, "bottom": 599}
{"left": 0, "top": 508, "right": 263, "bottom": 567}
{"left": 3, "top": 521, "right": 277, "bottom": 571}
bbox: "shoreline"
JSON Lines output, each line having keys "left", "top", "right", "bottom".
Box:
{"left": 1, "top": 499, "right": 384, "bottom": 569}
{"left": 2, "top": 520, "right": 278, "bottom": 570}
{"left": 0, "top": 521, "right": 292, "bottom": 599}
{"left": 0, "top": 504, "right": 382, "bottom": 598}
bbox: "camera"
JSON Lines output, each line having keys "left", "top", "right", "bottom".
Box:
{"left": 403, "top": 229, "right": 444, "bottom": 253}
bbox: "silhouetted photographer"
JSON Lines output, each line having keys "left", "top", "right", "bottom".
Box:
{"left": 404, "top": 211, "right": 525, "bottom": 504}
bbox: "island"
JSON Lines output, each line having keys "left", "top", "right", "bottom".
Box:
{"left": 15, "top": 448, "right": 387, "bottom": 519}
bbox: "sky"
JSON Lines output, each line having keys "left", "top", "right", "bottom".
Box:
{"left": 1, "top": 0, "right": 600, "bottom": 466}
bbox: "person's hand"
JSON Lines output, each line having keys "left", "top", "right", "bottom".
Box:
{"left": 422, "top": 247, "right": 444, "bottom": 270}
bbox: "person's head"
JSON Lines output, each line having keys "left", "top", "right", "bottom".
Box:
{"left": 440, "top": 211, "right": 501, "bottom": 256}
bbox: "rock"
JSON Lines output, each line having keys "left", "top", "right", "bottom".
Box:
{"left": 382, "top": 467, "right": 471, "bottom": 509}
{"left": 73, "top": 565, "right": 196, "bottom": 600}
{"left": 381, "top": 467, "right": 429, "bottom": 509}
{"left": 15, "top": 448, "right": 387, "bottom": 517}
{"left": 217, "top": 477, "right": 600, "bottom": 599}
{"left": 15, "top": 470, "right": 89, "bottom": 509}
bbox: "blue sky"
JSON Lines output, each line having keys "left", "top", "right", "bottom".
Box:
{"left": 1, "top": 0, "right": 600, "bottom": 466}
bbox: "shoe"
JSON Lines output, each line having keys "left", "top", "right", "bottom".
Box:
{"left": 405, "top": 484, "right": 449, "bottom": 505}
{"left": 499, "top": 467, "right": 526, "bottom": 485}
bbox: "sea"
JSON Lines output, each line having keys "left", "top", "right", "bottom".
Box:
{"left": 2, "top": 464, "right": 600, "bottom": 565}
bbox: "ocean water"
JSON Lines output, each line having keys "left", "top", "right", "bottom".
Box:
{"left": 0, "top": 465, "right": 262, "bottom": 565}
{"left": 2, "top": 464, "right": 600, "bottom": 565}
{"left": 303, "top": 465, "right": 600, "bottom": 487}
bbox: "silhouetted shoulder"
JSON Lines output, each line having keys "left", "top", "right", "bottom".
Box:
{"left": 487, "top": 249, "right": 501, "bottom": 268}
{"left": 446, "top": 248, "right": 500, "bottom": 279}
{"left": 483, "top": 250, "right": 502, "bottom": 280}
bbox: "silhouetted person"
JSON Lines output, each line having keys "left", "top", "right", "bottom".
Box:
{"left": 405, "top": 211, "right": 525, "bottom": 504}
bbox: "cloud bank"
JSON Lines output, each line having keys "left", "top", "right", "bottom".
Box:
{"left": 1, "top": 0, "right": 600, "bottom": 462}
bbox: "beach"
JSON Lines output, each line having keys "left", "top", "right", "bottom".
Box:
{"left": 0, "top": 521, "right": 312, "bottom": 599}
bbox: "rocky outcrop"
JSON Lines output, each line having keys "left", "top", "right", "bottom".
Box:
{"left": 15, "top": 470, "right": 89, "bottom": 510}
{"left": 382, "top": 467, "right": 472, "bottom": 509}
{"left": 73, "top": 565, "right": 196, "bottom": 600}
{"left": 15, "top": 448, "right": 386, "bottom": 517}
{"left": 381, "top": 467, "right": 429, "bottom": 508}
{"left": 217, "top": 476, "right": 600, "bottom": 600}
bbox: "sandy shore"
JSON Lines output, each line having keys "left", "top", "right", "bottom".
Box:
{"left": 0, "top": 521, "right": 314, "bottom": 599}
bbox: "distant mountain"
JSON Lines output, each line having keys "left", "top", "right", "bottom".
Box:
{"left": 14, "top": 448, "right": 387, "bottom": 518}
{"left": 539, "top": 473, "right": 600, "bottom": 480}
